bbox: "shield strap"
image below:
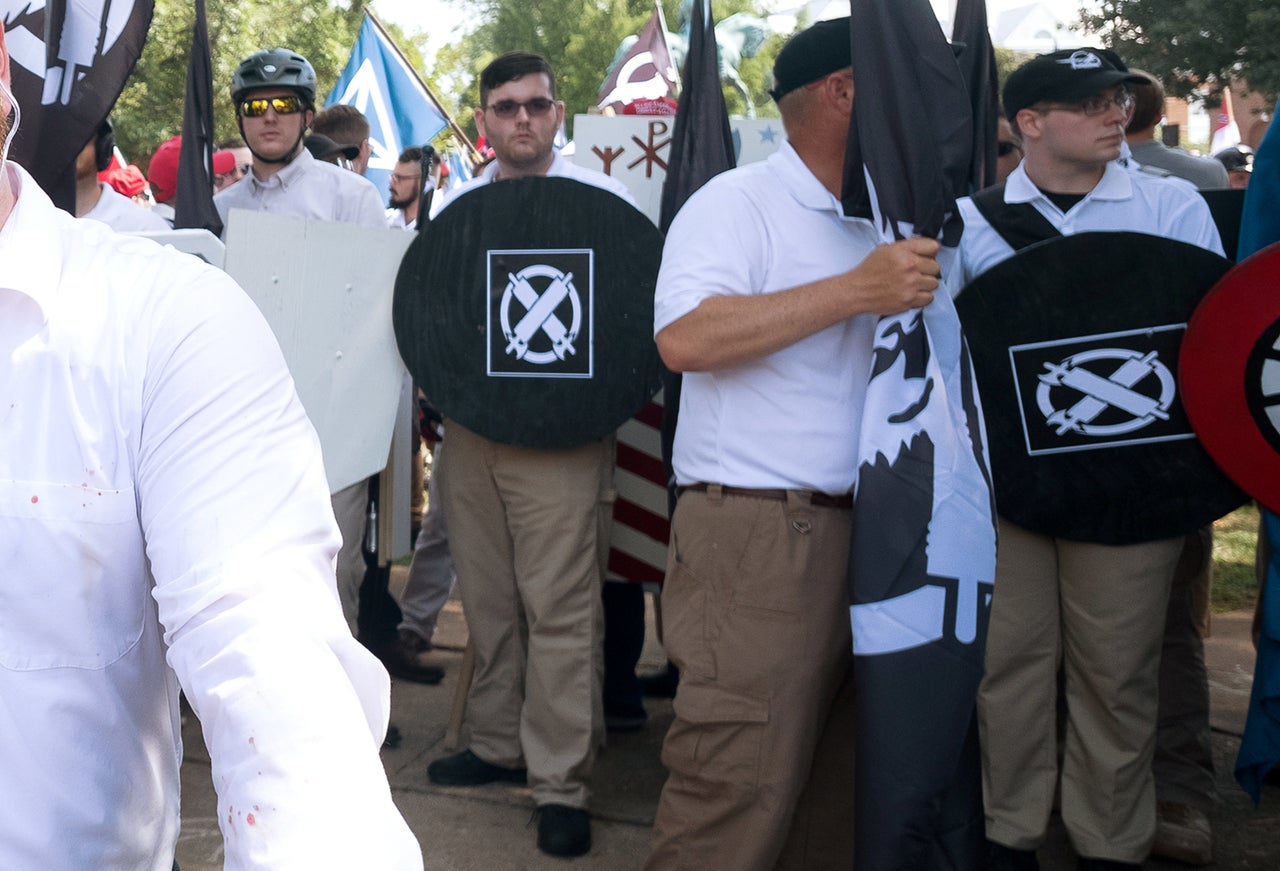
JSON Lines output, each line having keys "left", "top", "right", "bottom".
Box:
{"left": 970, "top": 182, "right": 1063, "bottom": 252}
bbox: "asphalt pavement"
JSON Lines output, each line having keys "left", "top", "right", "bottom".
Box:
{"left": 175, "top": 578, "right": 1280, "bottom": 869}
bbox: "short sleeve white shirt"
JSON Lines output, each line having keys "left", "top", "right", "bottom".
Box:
{"left": 655, "top": 142, "right": 880, "bottom": 494}
{"left": 439, "top": 152, "right": 638, "bottom": 211}
{"left": 957, "top": 161, "right": 1224, "bottom": 283}
{"left": 0, "top": 165, "right": 421, "bottom": 871}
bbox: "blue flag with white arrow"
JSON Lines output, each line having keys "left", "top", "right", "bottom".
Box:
{"left": 327, "top": 14, "right": 448, "bottom": 207}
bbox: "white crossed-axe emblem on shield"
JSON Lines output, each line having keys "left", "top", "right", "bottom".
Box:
{"left": 1037, "top": 347, "right": 1177, "bottom": 437}
{"left": 500, "top": 264, "right": 583, "bottom": 365}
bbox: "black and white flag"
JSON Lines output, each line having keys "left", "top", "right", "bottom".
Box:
{"left": 842, "top": 1, "right": 996, "bottom": 867}
{"left": 1, "top": 0, "right": 153, "bottom": 210}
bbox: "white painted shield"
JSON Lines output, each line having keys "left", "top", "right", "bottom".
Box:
{"left": 224, "top": 210, "right": 413, "bottom": 496}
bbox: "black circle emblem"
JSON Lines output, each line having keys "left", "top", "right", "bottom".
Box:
{"left": 957, "top": 232, "right": 1244, "bottom": 544}
{"left": 393, "top": 176, "right": 665, "bottom": 450}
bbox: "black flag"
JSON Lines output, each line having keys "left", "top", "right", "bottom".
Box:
{"left": 951, "top": 0, "right": 999, "bottom": 191}
{"left": 658, "top": 0, "right": 734, "bottom": 234}
{"left": 657, "top": 0, "right": 736, "bottom": 513}
{"left": 2, "top": 0, "right": 153, "bottom": 211}
{"left": 841, "top": 3, "right": 996, "bottom": 869}
{"left": 841, "top": 1, "right": 970, "bottom": 243}
{"left": 174, "top": 0, "right": 220, "bottom": 235}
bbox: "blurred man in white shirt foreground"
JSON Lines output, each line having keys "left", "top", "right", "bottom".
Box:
{"left": 0, "top": 27, "right": 421, "bottom": 871}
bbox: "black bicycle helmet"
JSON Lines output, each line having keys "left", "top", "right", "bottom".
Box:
{"left": 231, "top": 48, "right": 317, "bottom": 107}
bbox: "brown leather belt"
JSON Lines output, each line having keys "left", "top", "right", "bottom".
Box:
{"left": 679, "top": 482, "right": 854, "bottom": 510}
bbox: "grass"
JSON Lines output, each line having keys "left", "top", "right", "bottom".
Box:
{"left": 1213, "top": 503, "right": 1261, "bottom": 613}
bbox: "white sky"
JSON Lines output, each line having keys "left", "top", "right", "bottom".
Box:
{"left": 371, "top": 1, "right": 1096, "bottom": 59}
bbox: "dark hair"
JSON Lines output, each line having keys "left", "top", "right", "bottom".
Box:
{"left": 1125, "top": 70, "right": 1164, "bottom": 134}
{"left": 479, "top": 52, "right": 557, "bottom": 106}
{"left": 94, "top": 116, "right": 116, "bottom": 172}
{"left": 313, "top": 104, "right": 370, "bottom": 145}
{"left": 398, "top": 146, "right": 424, "bottom": 165}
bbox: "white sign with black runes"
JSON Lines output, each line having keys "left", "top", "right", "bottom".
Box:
{"left": 487, "top": 249, "right": 594, "bottom": 379}
{"left": 1010, "top": 324, "right": 1195, "bottom": 456}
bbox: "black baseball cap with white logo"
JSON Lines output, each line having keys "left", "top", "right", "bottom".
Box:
{"left": 1003, "top": 48, "right": 1146, "bottom": 118}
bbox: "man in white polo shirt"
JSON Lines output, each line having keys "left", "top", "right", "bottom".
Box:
{"left": 644, "top": 19, "right": 945, "bottom": 869}
{"left": 423, "top": 51, "right": 637, "bottom": 860}
{"left": 958, "top": 48, "right": 1223, "bottom": 871}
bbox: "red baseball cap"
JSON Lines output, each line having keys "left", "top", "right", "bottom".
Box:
{"left": 148, "top": 136, "right": 182, "bottom": 203}
{"left": 212, "top": 150, "right": 237, "bottom": 175}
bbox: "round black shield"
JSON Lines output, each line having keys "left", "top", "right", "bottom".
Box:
{"left": 394, "top": 177, "right": 664, "bottom": 449}
{"left": 956, "top": 232, "right": 1245, "bottom": 544}
{"left": 1181, "top": 242, "right": 1280, "bottom": 514}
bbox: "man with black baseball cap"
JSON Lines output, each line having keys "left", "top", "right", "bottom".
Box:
{"left": 644, "top": 16, "right": 945, "bottom": 869}
{"left": 958, "top": 48, "right": 1223, "bottom": 871}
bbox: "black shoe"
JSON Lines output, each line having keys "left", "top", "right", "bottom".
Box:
{"left": 639, "top": 663, "right": 679, "bottom": 699}
{"left": 987, "top": 840, "right": 1039, "bottom": 871}
{"left": 1077, "top": 859, "right": 1140, "bottom": 870}
{"left": 379, "top": 630, "right": 444, "bottom": 685}
{"left": 536, "top": 804, "right": 591, "bottom": 857}
{"left": 427, "top": 749, "right": 527, "bottom": 786}
{"left": 604, "top": 701, "right": 647, "bottom": 732}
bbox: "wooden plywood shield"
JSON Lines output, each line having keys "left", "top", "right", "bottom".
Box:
{"left": 956, "top": 232, "right": 1245, "bottom": 544}
{"left": 394, "top": 176, "right": 664, "bottom": 450}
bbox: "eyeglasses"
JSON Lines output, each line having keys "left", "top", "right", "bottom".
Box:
{"left": 997, "top": 141, "right": 1022, "bottom": 157}
{"left": 240, "top": 95, "right": 305, "bottom": 118}
{"left": 484, "top": 97, "right": 556, "bottom": 119}
{"left": 1037, "top": 91, "right": 1135, "bottom": 118}
{"left": 390, "top": 172, "right": 422, "bottom": 184}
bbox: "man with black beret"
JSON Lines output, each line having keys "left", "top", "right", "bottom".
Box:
{"left": 643, "top": 17, "right": 945, "bottom": 869}
{"left": 958, "top": 48, "right": 1223, "bottom": 870}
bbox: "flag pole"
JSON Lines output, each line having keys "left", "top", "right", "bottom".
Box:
{"left": 654, "top": 0, "right": 682, "bottom": 93}
{"left": 364, "top": 9, "right": 483, "bottom": 165}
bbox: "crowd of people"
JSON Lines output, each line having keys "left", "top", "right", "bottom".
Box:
{"left": 2, "top": 11, "right": 1271, "bottom": 871}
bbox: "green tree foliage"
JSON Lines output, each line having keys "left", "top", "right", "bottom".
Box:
{"left": 995, "top": 47, "right": 1032, "bottom": 98}
{"left": 1082, "top": 0, "right": 1280, "bottom": 102}
{"left": 112, "top": 0, "right": 367, "bottom": 166}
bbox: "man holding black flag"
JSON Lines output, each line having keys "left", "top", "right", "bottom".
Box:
{"left": 644, "top": 20, "right": 945, "bottom": 869}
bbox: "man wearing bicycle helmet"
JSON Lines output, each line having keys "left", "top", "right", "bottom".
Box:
{"left": 215, "top": 47, "right": 384, "bottom": 232}
{"left": 215, "top": 48, "right": 390, "bottom": 645}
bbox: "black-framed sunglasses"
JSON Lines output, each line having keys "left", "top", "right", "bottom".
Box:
{"left": 997, "top": 141, "right": 1022, "bottom": 157}
{"left": 240, "top": 95, "right": 305, "bottom": 118}
{"left": 485, "top": 97, "right": 556, "bottom": 119}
